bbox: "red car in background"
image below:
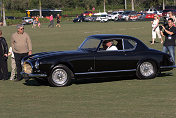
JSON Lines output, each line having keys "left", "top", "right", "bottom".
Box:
{"left": 129, "top": 14, "right": 138, "bottom": 21}
{"left": 83, "top": 11, "right": 93, "bottom": 16}
{"left": 145, "top": 13, "right": 161, "bottom": 19}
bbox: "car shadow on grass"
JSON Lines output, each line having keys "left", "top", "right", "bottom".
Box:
{"left": 23, "top": 79, "right": 49, "bottom": 86}
{"left": 157, "top": 72, "right": 173, "bottom": 78}
{"left": 73, "top": 76, "right": 137, "bottom": 85}
{"left": 23, "top": 72, "right": 173, "bottom": 86}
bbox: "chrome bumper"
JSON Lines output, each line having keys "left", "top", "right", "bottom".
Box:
{"left": 160, "top": 65, "right": 176, "bottom": 69}
{"left": 21, "top": 72, "right": 47, "bottom": 79}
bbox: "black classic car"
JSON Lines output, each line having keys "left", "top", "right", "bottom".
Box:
{"left": 21, "top": 34, "right": 176, "bottom": 87}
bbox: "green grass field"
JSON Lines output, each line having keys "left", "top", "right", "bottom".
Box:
{"left": 0, "top": 21, "right": 176, "bottom": 118}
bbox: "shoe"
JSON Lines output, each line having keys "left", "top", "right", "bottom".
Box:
{"left": 10, "top": 78, "right": 14, "bottom": 80}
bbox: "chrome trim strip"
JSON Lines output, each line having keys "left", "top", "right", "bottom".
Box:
{"left": 160, "top": 65, "right": 176, "bottom": 69}
{"left": 21, "top": 72, "right": 47, "bottom": 78}
{"left": 75, "top": 69, "right": 136, "bottom": 75}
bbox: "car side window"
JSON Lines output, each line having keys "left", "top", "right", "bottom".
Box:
{"left": 98, "top": 39, "right": 136, "bottom": 51}
{"left": 123, "top": 39, "right": 137, "bottom": 50}
{"left": 99, "top": 39, "right": 119, "bottom": 51}
{"left": 116, "top": 39, "right": 123, "bottom": 50}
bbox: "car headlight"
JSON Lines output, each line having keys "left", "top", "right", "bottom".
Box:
{"left": 35, "top": 61, "right": 39, "bottom": 69}
{"left": 23, "top": 62, "right": 32, "bottom": 74}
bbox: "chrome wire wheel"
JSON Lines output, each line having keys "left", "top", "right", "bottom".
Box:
{"left": 52, "top": 69, "right": 68, "bottom": 85}
{"left": 139, "top": 62, "right": 154, "bottom": 77}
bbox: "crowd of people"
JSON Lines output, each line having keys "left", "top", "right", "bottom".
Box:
{"left": 31, "top": 14, "right": 61, "bottom": 28}
{"left": 48, "top": 14, "right": 61, "bottom": 28}
{"left": 0, "top": 11, "right": 176, "bottom": 81}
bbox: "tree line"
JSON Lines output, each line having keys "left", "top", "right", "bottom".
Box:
{"left": 3, "top": 0, "right": 176, "bottom": 11}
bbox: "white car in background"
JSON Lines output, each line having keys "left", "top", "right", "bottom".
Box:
{"left": 94, "top": 12, "right": 108, "bottom": 21}
{"left": 145, "top": 8, "right": 160, "bottom": 15}
{"left": 108, "top": 11, "right": 124, "bottom": 21}
{"left": 99, "top": 14, "right": 109, "bottom": 22}
{"left": 22, "top": 17, "right": 33, "bottom": 25}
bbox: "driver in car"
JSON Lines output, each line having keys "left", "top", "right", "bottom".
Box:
{"left": 103, "top": 40, "right": 118, "bottom": 51}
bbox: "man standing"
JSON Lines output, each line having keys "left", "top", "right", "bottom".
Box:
{"left": 48, "top": 14, "right": 54, "bottom": 28}
{"left": 0, "top": 30, "right": 8, "bottom": 80}
{"left": 11, "top": 24, "right": 32, "bottom": 81}
{"left": 161, "top": 18, "right": 176, "bottom": 64}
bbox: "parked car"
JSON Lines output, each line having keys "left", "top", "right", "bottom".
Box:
{"left": 145, "top": 8, "right": 159, "bottom": 14}
{"left": 108, "top": 11, "right": 124, "bottom": 21}
{"left": 84, "top": 16, "right": 96, "bottom": 22}
{"left": 83, "top": 11, "right": 93, "bottom": 16}
{"left": 162, "top": 9, "right": 176, "bottom": 18}
{"left": 94, "top": 12, "right": 108, "bottom": 21}
{"left": 145, "top": 13, "right": 161, "bottom": 19}
{"left": 129, "top": 12, "right": 138, "bottom": 21}
{"left": 119, "top": 11, "right": 137, "bottom": 21}
{"left": 158, "top": 10, "right": 163, "bottom": 17}
{"left": 73, "top": 16, "right": 86, "bottom": 23}
{"left": 22, "top": 17, "right": 33, "bottom": 25}
{"left": 137, "top": 13, "right": 146, "bottom": 20}
{"left": 99, "top": 14, "right": 109, "bottom": 22}
{"left": 21, "top": 34, "right": 176, "bottom": 87}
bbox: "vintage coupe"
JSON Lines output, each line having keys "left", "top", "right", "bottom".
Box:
{"left": 21, "top": 34, "right": 176, "bottom": 87}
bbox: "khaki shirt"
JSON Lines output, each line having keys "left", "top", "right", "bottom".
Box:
{"left": 11, "top": 32, "right": 32, "bottom": 53}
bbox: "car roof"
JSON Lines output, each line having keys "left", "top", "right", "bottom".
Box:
{"left": 88, "top": 34, "right": 136, "bottom": 40}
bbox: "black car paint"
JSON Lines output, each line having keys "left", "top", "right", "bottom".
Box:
{"left": 21, "top": 34, "right": 175, "bottom": 80}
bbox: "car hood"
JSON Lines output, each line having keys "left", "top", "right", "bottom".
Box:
{"left": 26, "top": 50, "right": 85, "bottom": 61}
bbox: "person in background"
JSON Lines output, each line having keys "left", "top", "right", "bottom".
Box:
{"left": 38, "top": 21, "right": 41, "bottom": 28}
{"left": 36, "top": 16, "right": 41, "bottom": 28}
{"left": 151, "top": 14, "right": 163, "bottom": 44}
{"left": 56, "top": 14, "right": 61, "bottom": 27}
{"left": 32, "top": 17, "right": 37, "bottom": 28}
{"left": 8, "top": 47, "right": 16, "bottom": 80}
{"left": 48, "top": 14, "right": 54, "bottom": 28}
{"left": 167, "top": 11, "right": 176, "bottom": 26}
{"left": 0, "top": 30, "right": 8, "bottom": 80}
{"left": 161, "top": 18, "right": 176, "bottom": 64}
{"left": 11, "top": 24, "right": 32, "bottom": 81}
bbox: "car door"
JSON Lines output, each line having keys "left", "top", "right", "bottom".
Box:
{"left": 71, "top": 52, "right": 95, "bottom": 74}
{"left": 95, "top": 38, "right": 137, "bottom": 73}
{"left": 95, "top": 50, "right": 127, "bottom": 72}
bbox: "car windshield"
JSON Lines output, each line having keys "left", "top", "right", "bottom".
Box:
{"left": 123, "top": 11, "right": 131, "bottom": 14}
{"left": 25, "top": 17, "right": 32, "bottom": 19}
{"left": 118, "top": 12, "right": 124, "bottom": 14}
{"left": 112, "top": 12, "right": 117, "bottom": 15}
{"left": 79, "top": 38, "right": 101, "bottom": 51}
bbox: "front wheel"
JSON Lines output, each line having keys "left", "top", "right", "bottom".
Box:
{"left": 48, "top": 65, "right": 72, "bottom": 87}
{"left": 136, "top": 61, "right": 157, "bottom": 79}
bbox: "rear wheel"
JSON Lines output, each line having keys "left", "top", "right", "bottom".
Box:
{"left": 48, "top": 65, "right": 72, "bottom": 87}
{"left": 136, "top": 61, "right": 157, "bottom": 79}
